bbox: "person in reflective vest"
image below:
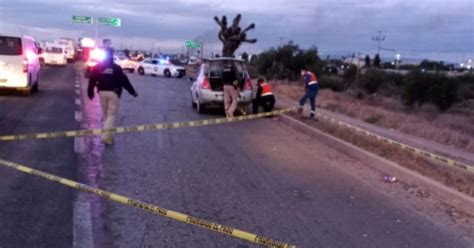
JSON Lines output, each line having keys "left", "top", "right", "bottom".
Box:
{"left": 253, "top": 78, "right": 276, "bottom": 114}
{"left": 297, "top": 67, "right": 319, "bottom": 119}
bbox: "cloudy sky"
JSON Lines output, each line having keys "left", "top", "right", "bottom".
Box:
{"left": 0, "top": 0, "right": 473, "bottom": 62}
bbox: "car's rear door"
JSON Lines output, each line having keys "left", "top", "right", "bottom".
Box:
{"left": 0, "top": 36, "right": 24, "bottom": 86}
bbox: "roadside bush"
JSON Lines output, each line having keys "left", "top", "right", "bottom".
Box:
{"left": 255, "top": 41, "right": 322, "bottom": 81}
{"left": 319, "top": 75, "right": 345, "bottom": 92}
{"left": 403, "top": 71, "right": 459, "bottom": 111}
{"left": 356, "top": 69, "right": 404, "bottom": 96}
{"left": 428, "top": 77, "right": 459, "bottom": 111}
{"left": 457, "top": 74, "right": 474, "bottom": 100}
{"left": 357, "top": 69, "right": 386, "bottom": 94}
{"left": 342, "top": 64, "right": 358, "bottom": 85}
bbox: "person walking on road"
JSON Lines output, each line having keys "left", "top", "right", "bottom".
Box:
{"left": 253, "top": 78, "right": 275, "bottom": 114}
{"left": 222, "top": 61, "right": 239, "bottom": 117}
{"left": 297, "top": 67, "right": 319, "bottom": 119}
{"left": 88, "top": 47, "right": 138, "bottom": 145}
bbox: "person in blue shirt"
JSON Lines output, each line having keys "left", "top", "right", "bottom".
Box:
{"left": 297, "top": 67, "right": 319, "bottom": 119}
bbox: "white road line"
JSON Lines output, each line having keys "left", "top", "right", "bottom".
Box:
{"left": 75, "top": 99, "right": 81, "bottom": 106}
{"left": 75, "top": 89, "right": 81, "bottom": 95}
{"left": 75, "top": 111, "right": 83, "bottom": 122}
{"left": 73, "top": 195, "right": 94, "bottom": 248}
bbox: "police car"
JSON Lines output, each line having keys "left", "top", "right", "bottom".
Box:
{"left": 137, "top": 58, "right": 186, "bottom": 78}
{"left": 114, "top": 55, "right": 138, "bottom": 73}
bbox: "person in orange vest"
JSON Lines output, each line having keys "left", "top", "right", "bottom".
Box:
{"left": 253, "top": 78, "right": 276, "bottom": 114}
{"left": 297, "top": 67, "right": 319, "bottom": 119}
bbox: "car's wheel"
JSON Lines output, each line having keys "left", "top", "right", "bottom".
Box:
{"left": 239, "top": 104, "right": 250, "bottom": 115}
{"left": 191, "top": 93, "right": 197, "bottom": 108}
{"left": 32, "top": 73, "right": 39, "bottom": 92}
{"left": 22, "top": 76, "right": 33, "bottom": 96}
{"left": 197, "top": 100, "right": 206, "bottom": 114}
{"left": 137, "top": 67, "right": 145, "bottom": 75}
{"left": 128, "top": 69, "right": 135, "bottom": 73}
{"left": 164, "top": 69, "right": 171, "bottom": 78}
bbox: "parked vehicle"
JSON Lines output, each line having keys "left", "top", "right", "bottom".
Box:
{"left": 189, "top": 57, "right": 253, "bottom": 114}
{"left": 43, "top": 42, "right": 67, "bottom": 66}
{"left": 0, "top": 35, "right": 41, "bottom": 94}
{"left": 83, "top": 48, "right": 105, "bottom": 78}
{"left": 114, "top": 55, "right": 138, "bottom": 73}
{"left": 57, "top": 38, "right": 76, "bottom": 62}
{"left": 137, "top": 58, "right": 186, "bottom": 78}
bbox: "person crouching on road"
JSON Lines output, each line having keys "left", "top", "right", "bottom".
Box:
{"left": 253, "top": 78, "right": 275, "bottom": 114}
{"left": 222, "top": 61, "right": 240, "bottom": 117}
{"left": 88, "top": 47, "right": 138, "bottom": 145}
{"left": 297, "top": 67, "right": 319, "bottom": 119}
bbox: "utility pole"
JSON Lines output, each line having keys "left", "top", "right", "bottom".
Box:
{"left": 279, "top": 37, "right": 284, "bottom": 46}
{"left": 94, "top": 17, "right": 98, "bottom": 42}
{"left": 357, "top": 52, "right": 361, "bottom": 80}
{"left": 201, "top": 42, "right": 204, "bottom": 59}
{"left": 372, "top": 30, "right": 385, "bottom": 55}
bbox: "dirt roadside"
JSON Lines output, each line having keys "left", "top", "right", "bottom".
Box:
{"left": 272, "top": 91, "right": 474, "bottom": 201}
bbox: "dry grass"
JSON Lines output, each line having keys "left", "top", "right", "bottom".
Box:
{"left": 273, "top": 82, "right": 474, "bottom": 153}
{"left": 289, "top": 112, "right": 474, "bottom": 197}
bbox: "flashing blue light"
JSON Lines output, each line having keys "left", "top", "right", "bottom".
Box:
{"left": 91, "top": 48, "right": 107, "bottom": 61}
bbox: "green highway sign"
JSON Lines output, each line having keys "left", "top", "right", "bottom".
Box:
{"left": 185, "top": 40, "right": 201, "bottom": 49}
{"left": 72, "top": 16, "right": 93, "bottom": 24}
{"left": 99, "top": 17, "right": 122, "bottom": 27}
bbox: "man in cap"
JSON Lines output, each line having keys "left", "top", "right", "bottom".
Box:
{"left": 88, "top": 47, "right": 138, "bottom": 145}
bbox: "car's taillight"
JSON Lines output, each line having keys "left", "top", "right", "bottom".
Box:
{"left": 244, "top": 78, "right": 253, "bottom": 90}
{"left": 23, "top": 58, "right": 28, "bottom": 73}
{"left": 201, "top": 77, "right": 211, "bottom": 89}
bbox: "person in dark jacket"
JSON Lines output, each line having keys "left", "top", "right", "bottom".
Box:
{"left": 253, "top": 78, "right": 275, "bottom": 114}
{"left": 88, "top": 47, "right": 138, "bottom": 145}
{"left": 222, "top": 60, "right": 239, "bottom": 117}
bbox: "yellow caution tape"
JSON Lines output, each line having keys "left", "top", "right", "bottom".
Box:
{"left": 0, "top": 107, "right": 296, "bottom": 142}
{"left": 0, "top": 158, "right": 296, "bottom": 248}
{"left": 313, "top": 112, "right": 474, "bottom": 174}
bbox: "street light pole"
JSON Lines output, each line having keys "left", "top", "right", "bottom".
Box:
{"left": 94, "top": 17, "right": 98, "bottom": 42}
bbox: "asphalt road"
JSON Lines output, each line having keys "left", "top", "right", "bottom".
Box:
{"left": 0, "top": 64, "right": 473, "bottom": 248}
{"left": 0, "top": 64, "right": 77, "bottom": 247}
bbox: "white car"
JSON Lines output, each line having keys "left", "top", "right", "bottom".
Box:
{"left": 43, "top": 43, "right": 67, "bottom": 66}
{"left": 190, "top": 57, "right": 253, "bottom": 114}
{"left": 114, "top": 55, "right": 138, "bottom": 73}
{"left": 57, "top": 38, "right": 75, "bottom": 61}
{"left": 137, "top": 58, "right": 186, "bottom": 78}
{"left": 0, "top": 35, "right": 41, "bottom": 94}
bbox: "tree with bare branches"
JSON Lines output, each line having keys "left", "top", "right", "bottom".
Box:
{"left": 214, "top": 14, "right": 257, "bottom": 57}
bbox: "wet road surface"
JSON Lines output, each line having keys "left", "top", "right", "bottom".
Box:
{"left": 0, "top": 65, "right": 473, "bottom": 247}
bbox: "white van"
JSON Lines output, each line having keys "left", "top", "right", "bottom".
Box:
{"left": 43, "top": 42, "right": 67, "bottom": 66}
{"left": 0, "top": 35, "right": 41, "bottom": 94}
{"left": 57, "top": 38, "right": 75, "bottom": 61}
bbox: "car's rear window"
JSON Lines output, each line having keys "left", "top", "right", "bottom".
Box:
{"left": 0, "top": 36, "right": 22, "bottom": 55}
{"left": 46, "top": 47, "right": 63, "bottom": 54}
{"left": 208, "top": 60, "right": 244, "bottom": 77}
